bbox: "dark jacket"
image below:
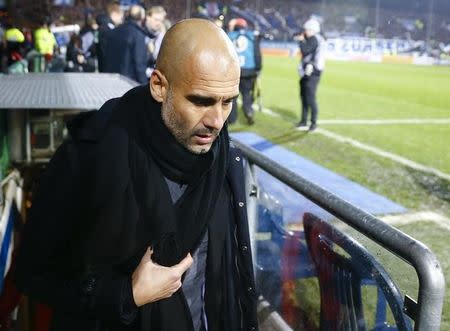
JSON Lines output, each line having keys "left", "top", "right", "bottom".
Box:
{"left": 14, "top": 86, "right": 258, "bottom": 331}
{"left": 96, "top": 14, "right": 115, "bottom": 73}
{"left": 103, "top": 20, "right": 148, "bottom": 84}
{"left": 299, "top": 34, "right": 324, "bottom": 76}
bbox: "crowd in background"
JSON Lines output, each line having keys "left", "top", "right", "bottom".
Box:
{"left": 1, "top": 0, "right": 450, "bottom": 77}
{"left": 0, "top": 1, "right": 264, "bottom": 76}
{"left": 0, "top": 1, "right": 171, "bottom": 77}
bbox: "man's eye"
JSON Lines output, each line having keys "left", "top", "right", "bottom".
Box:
{"left": 190, "top": 98, "right": 214, "bottom": 106}
{"left": 223, "top": 99, "right": 235, "bottom": 106}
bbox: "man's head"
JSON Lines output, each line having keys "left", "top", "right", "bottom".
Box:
{"left": 233, "top": 18, "right": 248, "bottom": 31}
{"left": 303, "top": 19, "right": 320, "bottom": 37}
{"left": 150, "top": 19, "right": 240, "bottom": 155}
{"left": 146, "top": 6, "right": 167, "bottom": 33}
{"left": 228, "top": 18, "right": 247, "bottom": 32}
{"left": 107, "top": 3, "right": 124, "bottom": 26}
{"left": 129, "top": 5, "right": 145, "bottom": 24}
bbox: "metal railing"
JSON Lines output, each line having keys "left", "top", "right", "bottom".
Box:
{"left": 233, "top": 139, "right": 445, "bottom": 331}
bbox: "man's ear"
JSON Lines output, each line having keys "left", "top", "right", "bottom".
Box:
{"left": 149, "top": 69, "right": 168, "bottom": 102}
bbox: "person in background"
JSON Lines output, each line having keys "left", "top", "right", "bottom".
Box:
{"left": 227, "top": 18, "right": 262, "bottom": 125}
{"left": 65, "top": 34, "right": 84, "bottom": 72}
{"left": 96, "top": 1, "right": 123, "bottom": 72}
{"left": 65, "top": 34, "right": 95, "bottom": 72}
{"left": 294, "top": 18, "right": 325, "bottom": 132}
{"left": 103, "top": 4, "right": 148, "bottom": 84}
{"left": 0, "top": 21, "right": 4, "bottom": 72}
{"left": 15, "top": 18, "right": 258, "bottom": 331}
{"left": 33, "top": 18, "right": 58, "bottom": 72}
{"left": 34, "top": 18, "right": 57, "bottom": 58}
{"left": 4, "top": 21, "right": 25, "bottom": 67}
{"left": 79, "top": 15, "right": 99, "bottom": 70}
{"left": 144, "top": 5, "right": 167, "bottom": 75}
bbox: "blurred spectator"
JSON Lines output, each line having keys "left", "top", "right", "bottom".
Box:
{"left": 0, "top": 22, "right": 4, "bottom": 72}
{"left": 295, "top": 19, "right": 325, "bottom": 132}
{"left": 227, "top": 18, "right": 262, "bottom": 125}
{"left": 145, "top": 6, "right": 167, "bottom": 74}
{"left": 195, "top": 1, "right": 227, "bottom": 20}
{"left": 4, "top": 21, "right": 25, "bottom": 66}
{"left": 32, "top": 18, "right": 58, "bottom": 72}
{"left": 96, "top": 2, "right": 123, "bottom": 72}
{"left": 34, "top": 19, "right": 58, "bottom": 57}
{"left": 80, "top": 16, "right": 99, "bottom": 70}
{"left": 103, "top": 5, "right": 148, "bottom": 84}
{"left": 65, "top": 34, "right": 95, "bottom": 72}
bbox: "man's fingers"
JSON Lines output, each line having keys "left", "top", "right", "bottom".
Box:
{"left": 141, "top": 246, "right": 153, "bottom": 262}
{"left": 173, "top": 253, "right": 193, "bottom": 274}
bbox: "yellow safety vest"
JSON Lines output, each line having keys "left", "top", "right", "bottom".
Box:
{"left": 34, "top": 28, "right": 57, "bottom": 55}
{"left": 5, "top": 28, "right": 25, "bottom": 43}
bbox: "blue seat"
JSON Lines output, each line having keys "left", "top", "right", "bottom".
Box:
{"left": 303, "top": 213, "right": 413, "bottom": 331}
{"left": 255, "top": 193, "right": 316, "bottom": 312}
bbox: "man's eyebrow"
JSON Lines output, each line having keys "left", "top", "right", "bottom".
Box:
{"left": 225, "top": 94, "right": 240, "bottom": 102}
{"left": 186, "top": 94, "right": 217, "bottom": 105}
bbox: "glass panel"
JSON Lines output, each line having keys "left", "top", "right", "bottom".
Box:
{"left": 254, "top": 167, "right": 416, "bottom": 330}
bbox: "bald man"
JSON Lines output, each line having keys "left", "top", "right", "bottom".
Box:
{"left": 15, "top": 19, "right": 258, "bottom": 331}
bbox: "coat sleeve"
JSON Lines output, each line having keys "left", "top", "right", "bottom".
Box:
{"left": 133, "top": 34, "right": 149, "bottom": 85}
{"left": 14, "top": 141, "right": 138, "bottom": 325}
{"left": 299, "top": 35, "right": 318, "bottom": 57}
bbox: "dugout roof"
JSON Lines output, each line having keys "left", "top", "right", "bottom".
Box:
{"left": 0, "top": 73, "right": 138, "bottom": 110}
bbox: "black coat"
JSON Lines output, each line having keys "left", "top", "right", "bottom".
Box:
{"left": 103, "top": 20, "right": 148, "bottom": 84}
{"left": 15, "top": 87, "right": 258, "bottom": 331}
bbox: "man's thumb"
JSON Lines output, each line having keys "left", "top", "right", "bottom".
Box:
{"left": 174, "top": 253, "right": 193, "bottom": 273}
{"left": 142, "top": 246, "right": 153, "bottom": 261}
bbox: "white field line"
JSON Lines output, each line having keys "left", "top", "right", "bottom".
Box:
{"left": 259, "top": 106, "right": 282, "bottom": 118}
{"left": 381, "top": 211, "right": 450, "bottom": 231}
{"left": 318, "top": 119, "right": 450, "bottom": 125}
{"left": 316, "top": 128, "right": 450, "bottom": 181}
{"left": 258, "top": 105, "right": 450, "bottom": 125}
{"left": 258, "top": 105, "right": 450, "bottom": 180}
{"left": 257, "top": 106, "right": 450, "bottom": 229}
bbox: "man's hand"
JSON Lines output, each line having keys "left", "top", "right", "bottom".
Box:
{"left": 131, "top": 247, "right": 193, "bottom": 307}
{"left": 293, "top": 33, "right": 305, "bottom": 41}
{"left": 76, "top": 54, "right": 85, "bottom": 64}
{"left": 305, "top": 63, "right": 314, "bottom": 76}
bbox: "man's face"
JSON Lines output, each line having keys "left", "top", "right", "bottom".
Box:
{"left": 146, "top": 13, "right": 165, "bottom": 32}
{"left": 160, "top": 57, "right": 240, "bottom": 154}
{"left": 111, "top": 11, "right": 124, "bottom": 26}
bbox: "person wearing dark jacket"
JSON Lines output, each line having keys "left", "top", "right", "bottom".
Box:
{"left": 15, "top": 19, "right": 258, "bottom": 331}
{"left": 295, "top": 19, "right": 325, "bottom": 132}
{"left": 103, "top": 5, "right": 148, "bottom": 84}
{"left": 79, "top": 16, "right": 99, "bottom": 70}
{"left": 65, "top": 34, "right": 95, "bottom": 72}
{"left": 96, "top": 2, "right": 123, "bottom": 72}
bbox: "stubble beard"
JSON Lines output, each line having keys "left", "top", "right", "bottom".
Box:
{"left": 161, "top": 90, "right": 208, "bottom": 155}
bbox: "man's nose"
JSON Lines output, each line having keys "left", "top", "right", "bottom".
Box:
{"left": 203, "top": 104, "right": 224, "bottom": 131}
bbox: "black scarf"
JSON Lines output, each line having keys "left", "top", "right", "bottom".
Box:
{"left": 109, "top": 85, "right": 230, "bottom": 267}
{"left": 75, "top": 85, "right": 231, "bottom": 330}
